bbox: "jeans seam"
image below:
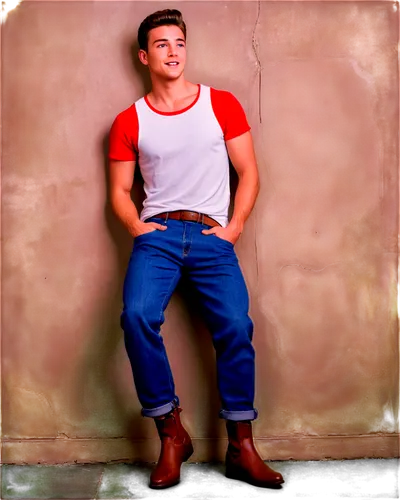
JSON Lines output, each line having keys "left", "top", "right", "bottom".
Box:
{"left": 158, "top": 267, "right": 180, "bottom": 395}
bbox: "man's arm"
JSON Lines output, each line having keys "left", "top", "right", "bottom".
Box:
{"left": 226, "top": 130, "right": 260, "bottom": 236}
{"left": 202, "top": 131, "right": 260, "bottom": 244}
{"left": 109, "top": 160, "right": 166, "bottom": 237}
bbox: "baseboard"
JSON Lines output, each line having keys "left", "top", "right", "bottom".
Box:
{"left": 1, "top": 434, "right": 398, "bottom": 464}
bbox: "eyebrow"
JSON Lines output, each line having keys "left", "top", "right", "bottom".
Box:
{"left": 152, "top": 38, "right": 186, "bottom": 45}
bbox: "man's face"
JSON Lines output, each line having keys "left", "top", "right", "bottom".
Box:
{"left": 139, "top": 25, "right": 186, "bottom": 81}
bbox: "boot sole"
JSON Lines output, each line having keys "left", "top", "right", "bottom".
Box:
{"left": 226, "top": 467, "right": 284, "bottom": 488}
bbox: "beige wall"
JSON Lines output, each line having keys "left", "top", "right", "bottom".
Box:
{"left": 1, "top": 0, "right": 399, "bottom": 464}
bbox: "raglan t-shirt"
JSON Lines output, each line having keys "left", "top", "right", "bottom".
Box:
{"left": 108, "top": 83, "right": 251, "bottom": 227}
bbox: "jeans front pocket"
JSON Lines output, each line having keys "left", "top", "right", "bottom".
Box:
{"left": 134, "top": 229, "right": 158, "bottom": 242}
{"left": 213, "top": 234, "right": 234, "bottom": 249}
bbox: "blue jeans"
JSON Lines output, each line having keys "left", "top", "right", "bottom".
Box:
{"left": 120, "top": 217, "right": 258, "bottom": 421}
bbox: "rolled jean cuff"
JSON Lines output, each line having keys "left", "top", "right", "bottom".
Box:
{"left": 219, "top": 408, "right": 259, "bottom": 421}
{"left": 141, "top": 396, "right": 179, "bottom": 418}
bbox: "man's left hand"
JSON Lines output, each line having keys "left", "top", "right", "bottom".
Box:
{"left": 201, "top": 224, "right": 242, "bottom": 245}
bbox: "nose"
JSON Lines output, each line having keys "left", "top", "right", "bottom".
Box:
{"left": 168, "top": 44, "right": 178, "bottom": 56}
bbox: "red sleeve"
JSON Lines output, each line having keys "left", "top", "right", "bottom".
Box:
{"left": 108, "top": 104, "right": 139, "bottom": 161}
{"left": 210, "top": 88, "right": 251, "bottom": 141}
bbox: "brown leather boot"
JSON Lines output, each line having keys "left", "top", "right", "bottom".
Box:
{"left": 149, "top": 406, "right": 194, "bottom": 489}
{"left": 225, "top": 420, "right": 284, "bottom": 488}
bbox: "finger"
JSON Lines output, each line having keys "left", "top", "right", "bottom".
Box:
{"left": 146, "top": 222, "right": 166, "bottom": 231}
{"left": 201, "top": 228, "right": 216, "bottom": 235}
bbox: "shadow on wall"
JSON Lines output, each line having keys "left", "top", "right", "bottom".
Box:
{"left": 98, "top": 38, "right": 240, "bottom": 459}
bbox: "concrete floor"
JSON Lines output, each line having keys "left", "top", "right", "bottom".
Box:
{"left": 0, "top": 459, "right": 398, "bottom": 499}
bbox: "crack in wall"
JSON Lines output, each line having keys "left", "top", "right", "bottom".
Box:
{"left": 56, "top": 432, "right": 70, "bottom": 439}
{"left": 254, "top": 223, "right": 260, "bottom": 294}
{"left": 252, "top": 0, "right": 262, "bottom": 124}
{"left": 251, "top": 0, "right": 262, "bottom": 299}
{"left": 281, "top": 264, "right": 315, "bottom": 272}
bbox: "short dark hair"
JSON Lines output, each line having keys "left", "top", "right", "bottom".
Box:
{"left": 138, "top": 9, "right": 187, "bottom": 52}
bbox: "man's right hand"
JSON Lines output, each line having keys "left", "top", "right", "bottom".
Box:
{"left": 132, "top": 221, "right": 167, "bottom": 238}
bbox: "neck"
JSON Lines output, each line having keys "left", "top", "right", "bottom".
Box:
{"left": 148, "top": 75, "right": 195, "bottom": 107}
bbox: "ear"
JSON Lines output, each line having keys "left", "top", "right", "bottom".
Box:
{"left": 138, "top": 49, "right": 149, "bottom": 66}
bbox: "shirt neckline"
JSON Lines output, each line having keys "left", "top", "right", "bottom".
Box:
{"left": 144, "top": 84, "right": 201, "bottom": 116}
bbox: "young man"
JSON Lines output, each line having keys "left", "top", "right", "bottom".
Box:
{"left": 108, "top": 9, "right": 284, "bottom": 490}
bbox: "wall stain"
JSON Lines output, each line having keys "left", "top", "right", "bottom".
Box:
{"left": 338, "top": 205, "right": 387, "bottom": 322}
{"left": 2, "top": 381, "right": 59, "bottom": 440}
{"left": 371, "top": 408, "right": 399, "bottom": 434}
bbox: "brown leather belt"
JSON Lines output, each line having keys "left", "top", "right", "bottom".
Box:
{"left": 151, "top": 210, "right": 221, "bottom": 227}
